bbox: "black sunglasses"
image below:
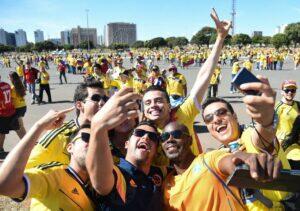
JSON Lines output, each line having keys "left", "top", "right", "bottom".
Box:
{"left": 161, "top": 130, "right": 189, "bottom": 142}
{"left": 72, "top": 132, "right": 90, "bottom": 143}
{"left": 133, "top": 129, "right": 160, "bottom": 143}
{"left": 203, "top": 108, "right": 229, "bottom": 124}
{"left": 85, "top": 94, "right": 109, "bottom": 103}
{"left": 283, "top": 89, "right": 296, "bottom": 94}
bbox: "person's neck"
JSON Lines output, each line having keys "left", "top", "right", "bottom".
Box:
{"left": 69, "top": 161, "right": 89, "bottom": 183}
{"left": 173, "top": 152, "right": 196, "bottom": 175}
{"left": 156, "top": 116, "right": 170, "bottom": 129}
{"left": 77, "top": 115, "right": 89, "bottom": 127}
{"left": 282, "top": 98, "right": 294, "bottom": 106}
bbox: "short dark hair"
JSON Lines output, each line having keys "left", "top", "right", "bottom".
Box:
{"left": 73, "top": 80, "right": 104, "bottom": 116}
{"left": 201, "top": 97, "right": 235, "bottom": 118}
{"left": 144, "top": 85, "right": 170, "bottom": 104}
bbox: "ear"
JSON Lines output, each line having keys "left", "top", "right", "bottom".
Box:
{"left": 66, "top": 143, "right": 73, "bottom": 154}
{"left": 187, "top": 136, "right": 193, "bottom": 146}
{"left": 75, "top": 101, "right": 84, "bottom": 113}
{"left": 124, "top": 140, "right": 129, "bottom": 149}
{"left": 233, "top": 113, "right": 238, "bottom": 121}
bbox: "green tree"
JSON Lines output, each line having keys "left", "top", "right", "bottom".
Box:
{"left": 131, "top": 41, "right": 144, "bottom": 48}
{"left": 78, "top": 41, "right": 94, "bottom": 49}
{"left": 271, "top": 33, "right": 289, "bottom": 49}
{"left": 262, "top": 36, "right": 271, "bottom": 46}
{"left": 145, "top": 37, "right": 167, "bottom": 49}
{"left": 191, "top": 26, "right": 216, "bottom": 46}
{"left": 0, "top": 44, "right": 15, "bottom": 53}
{"left": 63, "top": 44, "right": 74, "bottom": 50}
{"left": 231, "top": 33, "right": 252, "bottom": 45}
{"left": 252, "top": 35, "right": 264, "bottom": 45}
{"left": 284, "top": 22, "right": 300, "bottom": 47}
{"left": 109, "top": 43, "right": 129, "bottom": 50}
{"left": 173, "top": 37, "right": 189, "bottom": 46}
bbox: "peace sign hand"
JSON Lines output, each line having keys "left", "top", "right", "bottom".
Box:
{"left": 210, "top": 8, "right": 232, "bottom": 39}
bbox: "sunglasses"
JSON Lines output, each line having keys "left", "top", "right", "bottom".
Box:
{"left": 161, "top": 130, "right": 190, "bottom": 142}
{"left": 72, "top": 132, "right": 90, "bottom": 143}
{"left": 283, "top": 89, "right": 296, "bottom": 94}
{"left": 133, "top": 129, "right": 160, "bottom": 143}
{"left": 203, "top": 108, "right": 229, "bottom": 124}
{"left": 85, "top": 94, "right": 109, "bottom": 103}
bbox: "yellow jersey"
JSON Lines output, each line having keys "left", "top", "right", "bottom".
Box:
{"left": 166, "top": 73, "right": 187, "bottom": 97}
{"left": 26, "top": 119, "right": 79, "bottom": 169}
{"left": 17, "top": 163, "right": 95, "bottom": 210}
{"left": 163, "top": 150, "right": 244, "bottom": 211}
{"left": 232, "top": 62, "right": 240, "bottom": 74}
{"left": 16, "top": 65, "right": 24, "bottom": 77}
{"left": 40, "top": 71, "right": 49, "bottom": 85}
{"left": 210, "top": 67, "right": 221, "bottom": 85}
{"left": 240, "top": 126, "right": 291, "bottom": 210}
{"left": 11, "top": 86, "right": 26, "bottom": 108}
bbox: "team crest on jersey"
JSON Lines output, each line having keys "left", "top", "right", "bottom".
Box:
{"left": 152, "top": 174, "right": 162, "bottom": 186}
{"left": 71, "top": 188, "right": 79, "bottom": 195}
{"left": 193, "top": 164, "right": 202, "bottom": 174}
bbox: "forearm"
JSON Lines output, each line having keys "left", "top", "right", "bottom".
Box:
{"left": 190, "top": 36, "right": 225, "bottom": 103}
{"left": 86, "top": 126, "right": 114, "bottom": 195}
{"left": 0, "top": 123, "right": 45, "bottom": 197}
{"left": 252, "top": 124, "right": 276, "bottom": 152}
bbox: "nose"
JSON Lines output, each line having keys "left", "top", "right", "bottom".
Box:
{"left": 212, "top": 114, "right": 222, "bottom": 124}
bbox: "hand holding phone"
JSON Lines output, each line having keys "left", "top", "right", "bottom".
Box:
{"left": 232, "top": 68, "right": 261, "bottom": 95}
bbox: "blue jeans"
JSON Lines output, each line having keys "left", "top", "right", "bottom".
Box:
{"left": 28, "top": 83, "right": 38, "bottom": 101}
{"left": 230, "top": 74, "right": 237, "bottom": 92}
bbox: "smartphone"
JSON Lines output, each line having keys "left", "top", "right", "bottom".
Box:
{"left": 232, "top": 68, "right": 261, "bottom": 95}
{"left": 226, "top": 164, "right": 300, "bottom": 192}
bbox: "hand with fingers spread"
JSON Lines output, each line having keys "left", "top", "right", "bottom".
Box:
{"left": 232, "top": 152, "right": 282, "bottom": 181}
{"left": 240, "top": 76, "right": 276, "bottom": 127}
{"left": 91, "top": 87, "right": 141, "bottom": 131}
{"left": 210, "top": 8, "right": 231, "bottom": 39}
{"left": 36, "top": 107, "right": 74, "bottom": 131}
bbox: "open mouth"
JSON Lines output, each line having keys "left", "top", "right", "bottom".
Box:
{"left": 149, "top": 108, "right": 161, "bottom": 116}
{"left": 137, "top": 142, "right": 150, "bottom": 151}
{"left": 216, "top": 125, "right": 227, "bottom": 133}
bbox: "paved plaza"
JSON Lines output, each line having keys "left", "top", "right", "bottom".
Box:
{"left": 0, "top": 57, "right": 299, "bottom": 152}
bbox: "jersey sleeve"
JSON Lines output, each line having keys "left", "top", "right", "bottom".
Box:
{"left": 177, "top": 96, "right": 200, "bottom": 120}
{"left": 204, "top": 149, "right": 230, "bottom": 179}
{"left": 23, "top": 168, "right": 50, "bottom": 200}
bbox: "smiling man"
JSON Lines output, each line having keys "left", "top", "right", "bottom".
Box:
{"left": 161, "top": 121, "right": 282, "bottom": 211}
{"left": 87, "top": 88, "right": 163, "bottom": 211}
{"left": 275, "top": 80, "right": 300, "bottom": 170}
{"left": 142, "top": 9, "right": 232, "bottom": 166}
{"left": 201, "top": 77, "right": 292, "bottom": 210}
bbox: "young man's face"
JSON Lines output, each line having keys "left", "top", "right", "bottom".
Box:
{"left": 161, "top": 123, "right": 191, "bottom": 161}
{"left": 143, "top": 90, "right": 171, "bottom": 123}
{"left": 202, "top": 102, "right": 240, "bottom": 146}
{"left": 125, "top": 124, "right": 159, "bottom": 165}
{"left": 68, "top": 128, "right": 90, "bottom": 169}
{"left": 281, "top": 87, "right": 296, "bottom": 102}
{"left": 77, "top": 87, "right": 107, "bottom": 122}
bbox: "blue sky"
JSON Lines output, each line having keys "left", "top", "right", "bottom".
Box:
{"left": 0, "top": 0, "right": 300, "bottom": 42}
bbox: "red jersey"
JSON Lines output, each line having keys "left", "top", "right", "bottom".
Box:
{"left": 0, "top": 82, "right": 15, "bottom": 117}
{"left": 24, "top": 67, "right": 39, "bottom": 84}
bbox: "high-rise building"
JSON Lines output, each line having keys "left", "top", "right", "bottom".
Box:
{"left": 275, "top": 24, "right": 288, "bottom": 34}
{"left": 252, "top": 31, "right": 263, "bottom": 37}
{"left": 61, "top": 30, "right": 71, "bottom": 45}
{"left": 0, "top": 28, "right": 7, "bottom": 45}
{"left": 34, "top": 29, "right": 44, "bottom": 43}
{"left": 48, "top": 38, "right": 61, "bottom": 46}
{"left": 70, "top": 26, "right": 97, "bottom": 47}
{"left": 15, "top": 29, "right": 27, "bottom": 47}
{"left": 97, "top": 35, "right": 104, "bottom": 45}
{"left": 104, "top": 22, "right": 137, "bottom": 46}
{"left": 6, "top": 32, "right": 16, "bottom": 46}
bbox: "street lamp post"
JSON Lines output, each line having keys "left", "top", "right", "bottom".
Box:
{"left": 85, "top": 9, "right": 90, "bottom": 51}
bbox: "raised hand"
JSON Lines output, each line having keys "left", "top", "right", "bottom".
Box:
{"left": 240, "top": 76, "right": 276, "bottom": 127}
{"left": 91, "top": 87, "right": 140, "bottom": 131}
{"left": 36, "top": 107, "right": 74, "bottom": 130}
{"left": 210, "top": 8, "right": 231, "bottom": 39}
